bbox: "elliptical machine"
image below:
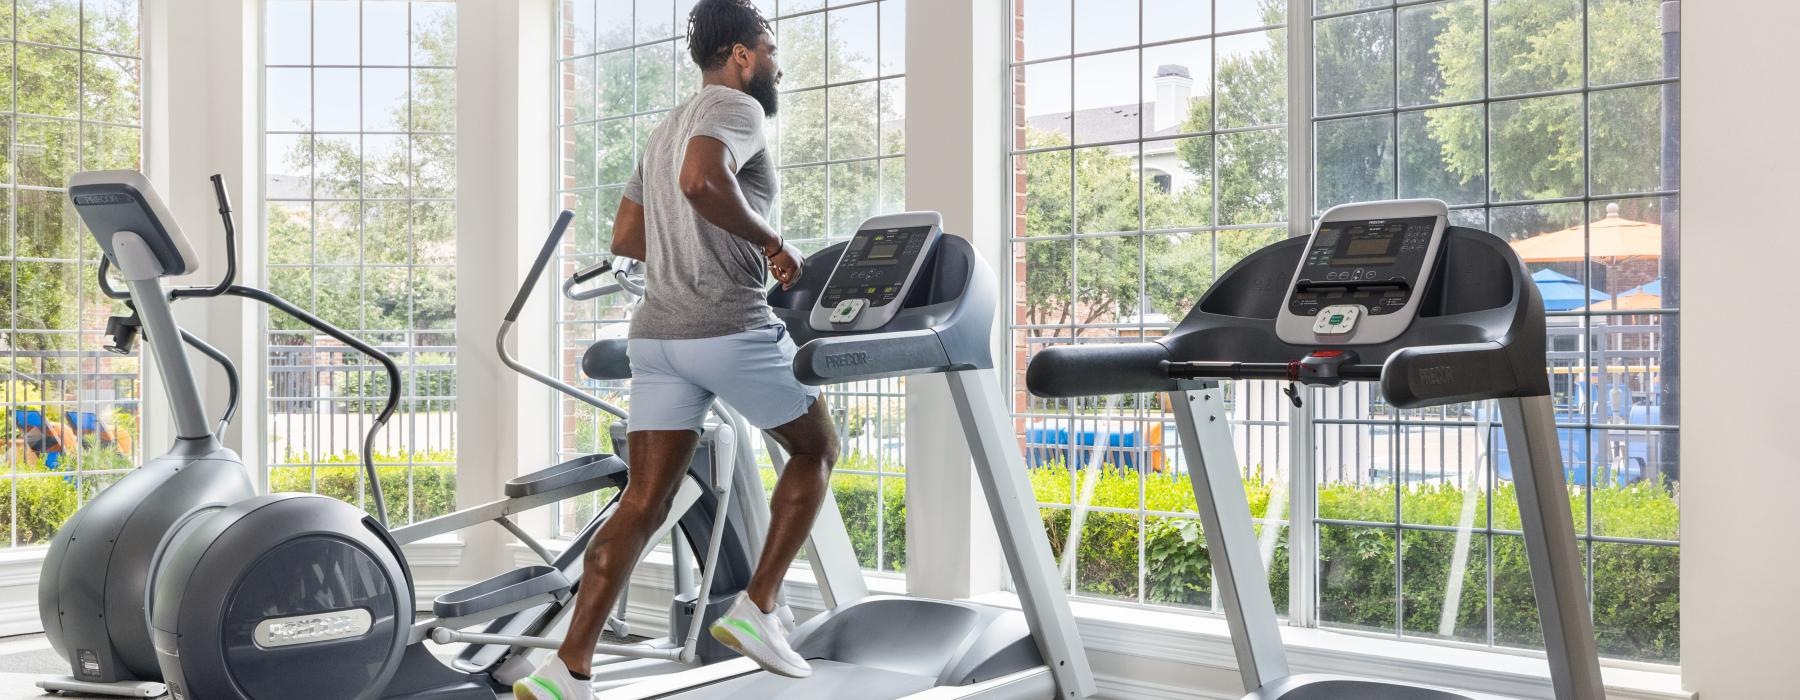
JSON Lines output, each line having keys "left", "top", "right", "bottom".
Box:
{"left": 39, "top": 171, "right": 404, "bottom": 698}
{"left": 141, "top": 210, "right": 773, "bottom": 699}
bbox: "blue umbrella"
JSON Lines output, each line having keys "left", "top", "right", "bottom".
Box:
{"left": 1620, "top": 279, "right": 1662, "bottom": 297}
{"left": 1531, "top": 269, "right": 1610, "bottom": 311}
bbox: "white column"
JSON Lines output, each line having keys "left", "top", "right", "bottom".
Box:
{"left": 143, "top": 0, "right": 262, "bottom": 477}
{"left": 453, "top": 0, "right": 556, "bottom": 576}
{"left": 1681, "top": 0, "right": 1800, "bottom": 697}
{"left": 901, "top": 0, "right": 1008, "bottom": 599}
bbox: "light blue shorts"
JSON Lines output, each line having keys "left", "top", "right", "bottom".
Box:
{"left": 627, "top": 324, "right": 821, "bottom": 433}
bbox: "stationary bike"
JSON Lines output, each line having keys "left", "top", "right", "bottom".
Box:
{"left": 141, "top": 209, "right": 772, "bottom": 699}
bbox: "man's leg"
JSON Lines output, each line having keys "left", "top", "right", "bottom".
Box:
{"left": 745, "top": 397, "right": 839, "bottom": 612}
{"left": 556, "top": 429, "right": 701, "bottom": 675}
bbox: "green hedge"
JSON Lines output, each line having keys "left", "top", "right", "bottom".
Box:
{"left": 818, "top": 462, "right": 1678, "bottom": 664}
{"left": 269, "top": 450, "right": 460, "bottom": 525}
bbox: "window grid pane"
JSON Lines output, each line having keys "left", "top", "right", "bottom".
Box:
{"left": 554, "top": 0, "right": 910, "bottom": 573}
{"left": 1008, "top": 0, "right": 1293, "bottom": 613}
{"left": 263, "top": 1, "right": 460, "bottom": 525}
{"left": 2, "top": 1, "right": 144, "bottom": 547}
{"left": 1310, "top": 0, "right": 1678, "bottom": 663}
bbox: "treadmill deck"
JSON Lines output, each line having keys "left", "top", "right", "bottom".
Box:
{"left": 648, "top": 659, "right": 937, "bottom": 699}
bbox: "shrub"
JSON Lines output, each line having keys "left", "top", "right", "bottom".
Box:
{"left": 268, "top": 449, "right": 459, "bottom": 524}
{"left": 1028, "top": 464, "right": 1679, "bottom": 663}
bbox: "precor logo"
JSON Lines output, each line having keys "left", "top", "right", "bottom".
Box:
{"left": 1417, "top": 364, "right": 1456, "bottom": 386}
{"left": 823, "top": 351, "right": 869, "bottom": 368}
{"left": 253, "top": 608, "right": 373, "bottom": 648}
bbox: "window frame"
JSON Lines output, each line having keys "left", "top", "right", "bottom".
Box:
{"left": 0, "top": 0, "right": 148, "bottom": 548}
{"left": 1003, "top": 0, "right": 1681, "bottom": 665}
{"left": 257, "top": 0, "right": 462, "bottom": 524}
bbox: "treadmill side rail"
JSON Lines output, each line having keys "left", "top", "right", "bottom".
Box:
{"left": 945, "top": 370, "right": 1097, "bottom": 699}
{"left": 1498, "top": 396, "right": 1606, "bottom": 700}
{"left": 1169, "top": 384, "right": 1292, "bottom": 690}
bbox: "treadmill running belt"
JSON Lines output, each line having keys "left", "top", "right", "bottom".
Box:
{"left": 653, "top": 659, "right": 938, "bottom": 699}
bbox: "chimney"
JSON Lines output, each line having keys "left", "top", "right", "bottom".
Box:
{"left": 1153, "top": 64, "right": 1193, "bottom": 133}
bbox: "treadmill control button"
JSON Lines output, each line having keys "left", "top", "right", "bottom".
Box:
{"left": 1312, "top": 304, "right": 1363, "bottom": 335}
{"left": 830, "top": 298, "right": 868, "bottom": 324}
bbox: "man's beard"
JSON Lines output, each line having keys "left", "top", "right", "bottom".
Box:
{"left": 746, "top": 67, "right": 779, "bottom": 117}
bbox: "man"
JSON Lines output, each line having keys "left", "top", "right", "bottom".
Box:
{"left": 515, "top": 1, "right": 837, "bottom": 698}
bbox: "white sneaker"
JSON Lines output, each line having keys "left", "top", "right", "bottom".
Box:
{"left": 709, "top": 592, "right": 813, "bottom": 678}
{"left": 513, "top": 655, "right": 593, "bottom": 700}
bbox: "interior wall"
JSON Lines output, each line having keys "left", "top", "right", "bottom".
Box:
{"left": 1678, "top": 0, "right": 1800, "bottom": 696}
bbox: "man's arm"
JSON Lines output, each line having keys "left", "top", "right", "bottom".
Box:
{"left": 610, "top": 195, "right": 647, "bottom": 260}
{"left": 678, "top": 135, "right": 803, "bottom": 288}
{"left": 678, "top": 135, "right": 780, "bottom": 251}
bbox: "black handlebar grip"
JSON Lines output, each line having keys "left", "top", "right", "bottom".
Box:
{"left": 210, "top": 173, "right": 233, "bottom": 214}
{"left": 1382, "top": 341, "right": 1522, "bottom": 409}
{"left": 1026, "top": 342, "right": 1174, "bottom": 398}
{"left": 507, "top": 210, "right": 575, "bottom": 323}
{"left": 572, "top": 259, "right": 613, "bottom": 284}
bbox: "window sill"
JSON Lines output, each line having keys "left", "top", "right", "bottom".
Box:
{"left": 964, "top": 591, "right": 1689, "bottom": 700}
{"left": 401, "top": 532, "right": 465, "bottom": 568}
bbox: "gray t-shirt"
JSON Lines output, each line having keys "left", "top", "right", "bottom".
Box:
{"left": 624, "top": 85, "right": 779, "bottom": 340}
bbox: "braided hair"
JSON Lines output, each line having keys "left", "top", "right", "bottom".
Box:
{"left": 687, "top": 0, "right": 772, "bottom": 71}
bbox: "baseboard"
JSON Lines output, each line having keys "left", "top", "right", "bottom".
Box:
{"left": 1096, "top": 675, "right": 1228, "bottom": 700}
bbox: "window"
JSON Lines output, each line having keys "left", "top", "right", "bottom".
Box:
{"left": 1309, "top": 0, "right": 1678, "bottom": 662}
{"left": 1008, "top": 0, "right": 1679, "bottom": 665}
{"left": 553, "top": 0, "right": 907, "bottom": 571}
{"left": 262, "top": 0, "right": 459, "bottom": 524}
{"left": 0, "top": 0, "right": 142, "bottom": 547}
{"left": 1009, "top": 0, "right": 1293, "bottom": 610}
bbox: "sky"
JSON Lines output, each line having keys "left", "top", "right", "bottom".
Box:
{"left": 265, "top": 1, "right": 456, "bottom": 133}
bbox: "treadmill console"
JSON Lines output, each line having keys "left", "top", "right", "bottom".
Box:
{"left": 1276, "top": 199, "right": 1449, "bottom": 345}
{"left": 810, "top": 211, "right": 944, "bottom": 332}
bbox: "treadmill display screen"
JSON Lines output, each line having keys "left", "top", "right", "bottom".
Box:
{"left": 821, "top": 226, "right": 934, "bottom": 308}
{"left": 1289, "top": 216, "right": 1439, "bottom": 317}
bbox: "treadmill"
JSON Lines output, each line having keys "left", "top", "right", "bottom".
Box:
{"left": 598, "top": 212, "right": 1096, "bottom": 700}
{"left": 1025, "top": 199, "right": 1605, "bottom": 699}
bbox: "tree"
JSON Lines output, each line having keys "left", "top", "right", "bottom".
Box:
{"left": 273, "top": 5, "right": 458, "bottom": 337}
{"left": 2, "top": 1, "right": 140, "bottom": 355}
{"left": 1420, "top": 0, "right": 1664, "bottom": 228}
{"left": 1013, "top": 0, "right": 1289, "bottom": 331}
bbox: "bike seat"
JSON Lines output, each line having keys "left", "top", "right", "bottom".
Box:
{"left": 582, "top": 338, "right": 631, "bottom": 381}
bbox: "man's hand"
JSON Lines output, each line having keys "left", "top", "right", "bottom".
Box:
{"left": 764, "top": 237, "right": 805, "bottom": 290}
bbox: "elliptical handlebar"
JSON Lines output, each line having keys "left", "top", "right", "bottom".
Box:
{"left": 563, "top": 257, "right": 644, "bottom": 302}
{"left": 507, "top": 211, "right": 574, "bottom": 323}
{"left": 84, "top": 173, "right": 405, "bottom": 525}
{"left": 499, "top": 211, "right": 628, "bottom": 420}
{"left": 226, "top": 284, "right": 404, "bottom": 526}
